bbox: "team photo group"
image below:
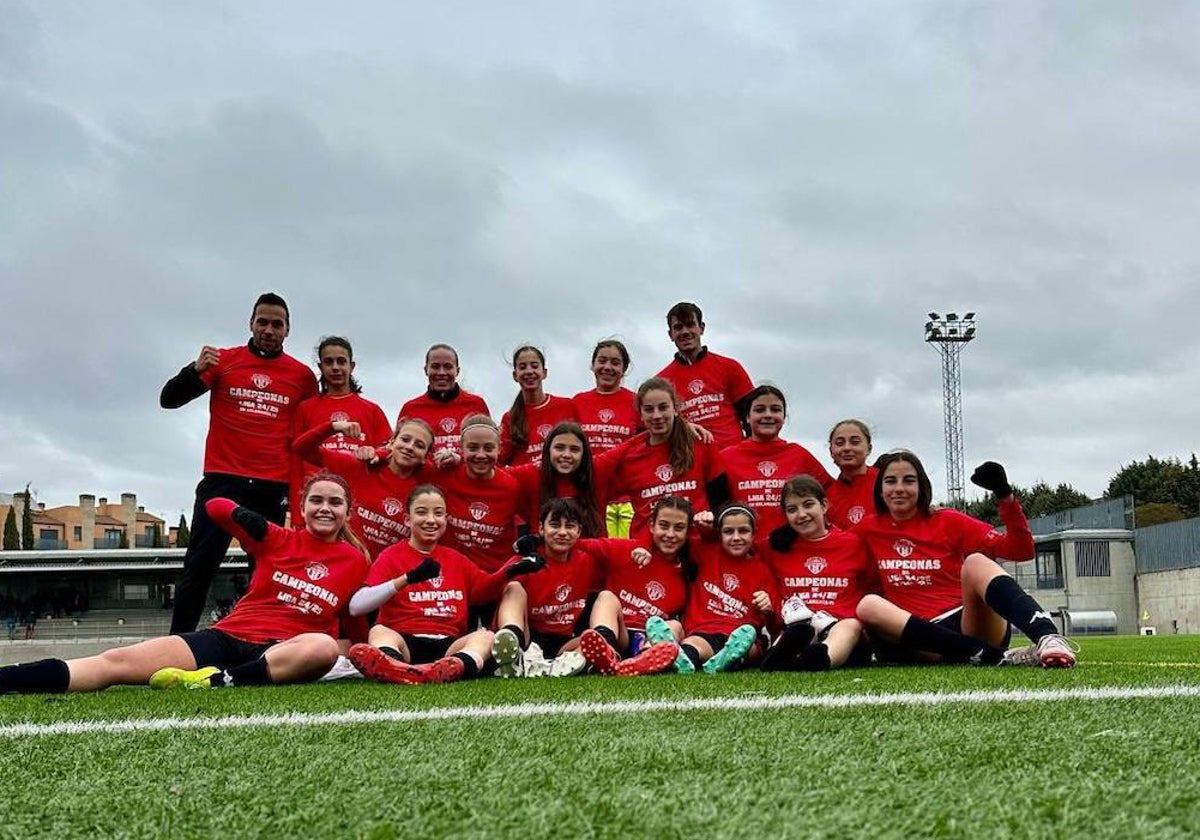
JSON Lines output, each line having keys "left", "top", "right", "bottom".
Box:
{"left": 0, "top": 292, "right": 1078, "bottom": 696}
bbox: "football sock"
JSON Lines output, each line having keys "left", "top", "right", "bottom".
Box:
{"left": 680, "top": 644, "right": 703, "bottom": 669}
{"left": 984, "top": 576, "right": 1059, "bottom": 642}
{"left": 453, "top": 652, "right": 479, "bottom": 679}
{"left": 0, "top": 658, "right": 71, "bottom": 694}
{"left": 797, "top": 643, "right": 832, "bottom": 672}
{"left": 211, "top": 657, "right": 271, "bottom": 688}
{"left": 379, "top": 646, "right": 405, "bottom": 662}
{"left": 501, "top": 625, "right": 528, "bottom": 649}
{"left": 759, "top": 624, "right": 815, "bottom": 672}
{"left": 594, "top": 625, "right": 618, "bottom": 649}
{"left": 900, "top": 616, "right": 999, "bottom": 664}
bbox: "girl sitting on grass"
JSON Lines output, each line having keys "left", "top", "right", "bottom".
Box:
{"left": 0, "top": 472, "right": 369, "bottom": 693}
{"left": 645, "top": 502, "right": 777, "bottom": 674}
{"left": 575, "top": 495, "right": 694, "bottom": 677}
{"left": 345, "top": 484, "right": 525, "bottom": 685}
{"left": 758, "top": 475, "right": 876, "bottom": 672}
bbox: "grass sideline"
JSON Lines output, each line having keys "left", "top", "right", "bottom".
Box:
{"left": 1, "top": 635, "right": 1197, "bottom": 839}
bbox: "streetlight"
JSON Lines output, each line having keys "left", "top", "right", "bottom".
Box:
{"left": 924, "top": 312, "right": 977, "bottom": 509}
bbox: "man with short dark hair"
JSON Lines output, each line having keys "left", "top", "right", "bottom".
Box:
{"left": 656, "top": 301, "right": 754, "bottom": 450}
{"left": 161, "top": 293, "right": 317, "bottom": 634}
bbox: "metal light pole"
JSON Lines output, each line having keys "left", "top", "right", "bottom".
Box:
{"left": 924, "top": 312, "right": 976, "bottom": 510}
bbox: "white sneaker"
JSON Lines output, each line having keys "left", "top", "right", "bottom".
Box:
{"left": 781, "top": 595, "right": 813, "bottom": 626}
{"left": 1034, "top": 634, "right": 1078, "bottom": 669}
{"left": 811, "top": 610, "right": 838, "bottom": 638}
{"left": 550, "top": 649, "right": 588, "bottom": 677}
{"left": 492, "top": 629, "right": 525, "bottom": 678}
{"left": 523, "top": 642, "right": 552, "bottom": 678}
{"left": 1001, "top": 635, "right": 1079, "bottom": 668}
{"left": 319, "top": 654, "right": 365, "bottom": 681}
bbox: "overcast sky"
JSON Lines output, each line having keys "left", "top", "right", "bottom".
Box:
{"left": 2, "top": 2, "right": 1197, "bottom": 524}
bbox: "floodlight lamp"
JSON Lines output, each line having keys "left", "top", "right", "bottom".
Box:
{"left": 928, "top": 311, "right": 939, "bottom": 321}
{"left": 947, "top": 312, "right": 958, "bottom": 321}
{"left": 964, "top": 311, "right": 975, "bottom": 320}
{"left": 964, "top": 327, "right": 976, "bottom": 338}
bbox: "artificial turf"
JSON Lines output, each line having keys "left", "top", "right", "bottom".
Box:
{"left": 1, "top": 636, "right": 1197, "bottom": 839}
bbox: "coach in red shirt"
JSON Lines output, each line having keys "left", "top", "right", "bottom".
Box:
{"left": 160, "top": 293, "right": 318, "bottom": 634}
{"left": 656, "top": 301, "right": 754, "bottom": 451}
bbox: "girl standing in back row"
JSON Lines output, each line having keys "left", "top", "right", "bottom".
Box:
{"left": 499, "top": 345, "right": 577, "bottom": 468}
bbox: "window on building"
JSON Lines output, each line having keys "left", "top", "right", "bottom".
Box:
{"left": 73, "top": 526, "right": 82, "bottom": 541}
{"left": 103, "top": 529, "right": 122, "bottom": 547}
{"left": 1035, "top": 547, "right": 1063, "bottom": 589}
{"left": 39, "top": 528, "right": 56, "bottom": 541}
{"left": 123, "top": 584, "right": 150, "bottom": 601}
{"left": 1075, "top": 540, "right": 1111, "bottom": 577}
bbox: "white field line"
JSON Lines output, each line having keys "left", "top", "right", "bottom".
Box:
{"left": 2, "top": 684, "right": 1200, "bottom": 740}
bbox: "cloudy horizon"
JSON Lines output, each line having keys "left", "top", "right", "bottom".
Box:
{"left": 2, "top": 2, "right": 1197, "bottom": 523}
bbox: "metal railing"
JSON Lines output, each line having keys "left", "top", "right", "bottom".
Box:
{"left": 1136, "top": 516, "right": 1200, "bottom": 573}
{"left": 34, "top": 539, "right": 68, "bottom": 550}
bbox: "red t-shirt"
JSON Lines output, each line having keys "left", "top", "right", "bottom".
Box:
{"left": 826, "top": 467, "right": 879, "bottom": 530}
{"left": 571, "top": 388, "right": 640, "bottom": 455}
{"left": 854, "top": 497, "right": 1035, "bottom": 620}
{"left": 720, "top": 438, "right": 833, "bottom": 535}
{"left": 502, "top": 547, "right": 603, "bottom": 638}
{"left": 681, "top": 540, "right": 777, "bottom": 636}
{"left": 397, "top": 389, "right": 490, "bottom": 456}
{"left": 438, "top": 466, "right": 521, "bottom": 573}
{"left": 366, "top": 541, "right": 507, "bottom": 637}
{"left": 602, "top": 433, "right": 724, "bottom": 538}
{"left": 207, "top": 499, "right": 368, "bottom": 644}
{"left": 499, "top": 395, "right": 578, "bottom": 467}
{"left": 508, "top": 463, "right": 613, "bottom": 535}
{"left": 656, "top": 350, "right": 754, "bottom": 451}
{"left": 289, "top": 392, "right": 392, "bottom": 524}
{"left": 759, "top": 526, "right": 878, "bottom": 620}
{"left": 198, "top": 345, "right": 318, "bottom": 482}
{"left": 580, "top": 538, "right": 688, "bottom": 631}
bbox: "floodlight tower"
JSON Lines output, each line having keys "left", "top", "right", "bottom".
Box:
{"left": 924, "top": 312, "right": 977, "bottom": 509}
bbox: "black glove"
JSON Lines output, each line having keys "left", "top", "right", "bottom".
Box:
{"left": 970, "top": 461, "right": 1012, "bottom": 499}
{"left": 406, "top": 557, "right": 441, "bottom": 584}
{"left": 231, "top": 506, "right": 268, "bottom": 541}
{"left": 768, "top": 523, "right": 798, "bottom": 553}
{"left": 505, "top": 555, "right": 546, "bottom": 578}
{"left": 512, "top": 533, "right": 542, "bottom": 556}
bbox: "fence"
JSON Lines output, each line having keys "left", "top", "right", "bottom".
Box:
{"left": 1135, "top": 517, "right": 1200, "bottom": 573}
{"left": 1028, "top": 495, "right": 1134, "bottom": 536}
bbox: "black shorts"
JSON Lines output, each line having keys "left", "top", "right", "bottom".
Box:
{"left": 401, "top": 634, "right": 454, "bottom": 665}
{"left": 179, "top": 628, "right": 275, "bottom": 669}
{"left": 530, "top": 630, "right": 571, "bottom": 659}
{"left": 688, "top": 631, "right": 729, "bottom": 652}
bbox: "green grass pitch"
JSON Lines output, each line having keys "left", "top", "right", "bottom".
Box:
{"left": 1, "top": 636, "right": 1198, "bottom": 839}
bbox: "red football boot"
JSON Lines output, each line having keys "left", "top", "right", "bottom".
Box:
{"left": 579, "top": 629, "right": 620, "bottom": 676}
{"left": 615, "top": 641, "right": 679, "bottom": 677}
{"left": 348, "top": 643, "right": 427, "bottom": 685}
{"left": 424, "top": 656, "right": 467, "bottom": 684}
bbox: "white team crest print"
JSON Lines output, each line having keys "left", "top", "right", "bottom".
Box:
{"left": 894, "top": 539, "right": 915, "bottom": 558}
{"left": 305, "top": 562, "right": 329, "bottom": 581}
{"left": 655, "top": 464, "right": 674, "bottom": 483}
{"left": 428, "top": 575, "right": 444, "bottom": 589}
{"left": 688, "top": 379, "right": 704, "bottom": 396}
{"left": 536, "top": 423, "right": 553, "bottom": 439}
{"left": 382, "top": 497, "right": 403, "bottom": 518}
{"left": 757, "top": 460, "right": 778, "bottom": 478}
{"left": 469, "top": 502, "right": 489, "bottom": 521}
{"left": 330, "top": 411, "right": 350, "bottom": 424}
{"left": 645, "top": 580, "right": 666, "bottom": 601}
{"left": 722, "top": 573, "right": 740, "bottom": 591}
{"left": 555, "top": 584, "right": 572, "bottom": 603}
{"left": 440, "top": 417, "right": 456, "bottom": 433}
{"left": 598, "top": 409, "right": 615, "bottom": 424}
{"left": 805, "top": 556, "right": 828, "bottom": 575}
{"left": 848, "top": 505, "right": 865, "bottom": 524}
{"left": 251, "top": 373, "right": 272, "bottom": 391}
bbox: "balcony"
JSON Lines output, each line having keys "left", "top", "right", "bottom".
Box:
{"left": 94, "top": 537, "right": 123, "bottom": 549}
{"left": 35, "top": 538, "right": 68, "bottom": 550}
{"left": 134, "top": 535, "right": 160, "bottom": 548}
{"left": 1036, "top": 575, "right": 1065, "bottom": 590}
